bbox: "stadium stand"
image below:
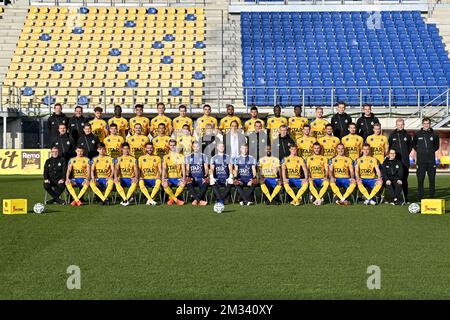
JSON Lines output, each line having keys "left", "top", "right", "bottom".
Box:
{"left": 241, "top": 11, "right": 450, "bottom": 106}
{"left": 2, "top": 6, "right": 206, "bottom": 107}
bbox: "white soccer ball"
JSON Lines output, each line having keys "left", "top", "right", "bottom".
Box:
{"left": 33, "top": 202, "right": 45, "bottom": 214}
{"left": 408, "top": 202, "right": 420, "bottom": 214}
{"left": 213, "top": 202, "right": 225, "bottom": 214}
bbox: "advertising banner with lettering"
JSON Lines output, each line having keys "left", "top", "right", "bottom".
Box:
{"left": 0, "top": 149, "right": 50, "bottom": 175}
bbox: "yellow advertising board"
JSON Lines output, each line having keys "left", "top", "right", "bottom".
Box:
{"left": 421, "top": 199, "right": 446, "bottom": 215}
{"left": 3, "top": 199, "right": 28, "bottom": 214}
{"left": 0, "top": 149, "right": 50, "bottom": 175}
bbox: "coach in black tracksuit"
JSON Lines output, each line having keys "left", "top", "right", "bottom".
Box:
{"left": 382, "top": 150, "right": 405, "bottom": 204}
{"left": 413, "top": 118, "right": 440, "bottom": 199}
{"left": 68, "top": 106, "right": 88, "bottom": 144}
{"left": 356, "top": 105, "right": 380, "bottom": 140}
{"left": 271, "top": 125, "right": 295, "bottom": 161}
{"left": 388, "top": 119, "right": 413, "bottom": 201}
{"left": 43, "top": 147, "right": 67, "bottom": 204}
{"left": 47, "top": 103, "right": 68, "bottom": 143}
{"left": 77, "top": 123, "right": 100, "bottom": 159}
{"left": 51, "top": 124, "right": 75, "bottom": 162}
{"left": 331, "top": 102, "right": 352, "bottom": 139}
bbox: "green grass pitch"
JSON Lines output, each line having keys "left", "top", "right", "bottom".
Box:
{"left": 0, "top": 175, "right": 449, "bottom": 299}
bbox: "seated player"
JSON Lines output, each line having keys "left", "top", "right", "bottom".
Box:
{"left": 152, "top": 123, "right": 171, "bottom": 157}
{"left": 127, "top": 123, "right": 150, "bottom": 159}
{"left": 89, "top": 143, "right": 115, "bottom": 205}
{"left": 138, "top": 142, "right": 162, "bottom": 206}
{"left": 185, "top": 141, "right": 209, "bottom": 206}
{"left": 65, "top": 146, "right": 91, "bottom": 206}
{"left": 162, "top": 139, "right": 186, "bottom": 205}
{"left": 209, "top": 143, "right": 234, "bottom": 205}
{"left": 114, "top": 142, "right": 139, "bottom": 206}
{"left": 233, "top": 144, "right": 257, "bottom": 206}
{"left": 355, "top": 144, "right": 383, "bottom": 205}
{"left": 259, "top": 145, "right": 282, "bottom": 205}
{"left": 307, "top": 143, "right": 330, "bottom": 206}
{"left": 282, "top": 145, "right": 309, "bottom": 206}
{"left": 341, "top": 122, "right": 364, "bottom": 163}
{"left": 104, "top": 123, "right": 124, "bottom": 159}
{"left": 329, "top": 144, "right": 356, "bottom": 205}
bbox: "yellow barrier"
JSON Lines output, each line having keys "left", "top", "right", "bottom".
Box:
{"left": 2, "top": 199, "right": 28, "bottom": 214}
{"left": 421, "top": 199, "right": 446, "bottom": 215}
{"left": 0, "top": 149, "right": 50, "bottom": 175}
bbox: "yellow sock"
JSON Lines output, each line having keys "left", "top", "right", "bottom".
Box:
{"left": 295, "top": 183, "right": 309, "bottom": 201}
{"left": 77, "top": 184, "right": 89, "bottom": 201}
{"left": 115, "top": 182, "right": 127, "bottom": 201}
{"left": 318, "top": 181, "right": 329, "bottom": 199}
{"left": 358, "top": 184, "right": 371, "bottom": 200}
{"left": 66, "top": 183, "right": 80, "bottom": 202}
{"left": 126, "top": 183, "right": 137, "bottom": 200}
{"left": 284, "top": 184, "right": 298, "bottom": 202}
{"left": 309, "top": 181, "right": 320, "bottom": 201}
{"left": 261, "top": 184, "right": 272, "bottom": 202}
{"left": 164, "top": 186, "right": 177, "bottom": 201}
{"left": 90, "top": 181, "right": 106, "bottom": 201}
{"left": 174, "top": 185, "right": 184, "bottom": 198}
{"left": 271, "top": 185, "right": 282, "bottom": 200}
{"left": 139, "top": 180, "right": 152, "bottom": 201}
{"left": 150, "top": 179, "right": 161, "bottom": 200}
{"left": 342, "top": 183, "right": 356, "bottom": 201}
{"left": 104, "top": 180, "right": 114, "bottom": 200}
{"left": 369, "top": 183, "right": 382, "bottom": 200}
{"left": 330, "top": 182, "right": 344, "bottom": 201}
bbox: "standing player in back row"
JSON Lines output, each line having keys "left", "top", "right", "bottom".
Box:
{"left": 219, "top": 104, "right": 242, "bottom": 134}
{"left": 129, "top": 104, "right": 150, "bottom": 136}
{"left": 172, "top": 104, "right": 193, "bottom": 136}
{"left": 244, "top": 106, "right": 265, "bottom": 133}
{"left": 267, "top": 105, "right": 288, "bottom": 142}
{"left": 90, "top": 107, "right": 108, "bottom": 143}
{"left": 288, "top": 105, "right": 308, "bottom": 142}
{"left": 151, "top": 102, "right": 173, "bottom": 136}
{"left": 195, "top": 104, "right": 218, "bottom": 138}
{"left": 310, "top": 107, "right": 328, "bottom": 139}
{"left": 355, "top": 144, "right": 383, "bottom": 205}
{"left": 329, "top": 144, "right": 356, "bottom": 205}
{"left": 108, "top": 105, "right": 129, "bottom": 140}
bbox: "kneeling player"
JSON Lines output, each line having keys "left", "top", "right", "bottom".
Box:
{"left": 210, "top": 143, "right": 234, "bottom": 205}
{"left": 66, "top": 146, "right": 91, "bottom": 206}
{"left": 185, "top": 141, "right": 209, "bottom": 206}
{"left": 329, "top": 143, "right": 356, "bottom": 205}
{"left": 90, "top": 143, "right": 115, "bottom": 205}
{"left": 282, "top": 145, "right": 309, "bottom": 206}
{"left": 138, "top": 142, "right": 162, "bottom": 205}
{"left": 307, "top": 143, "right": 330, "bottom": 205}
{"left": 233, "top": 144, "right": 257, "bottom": 206}
{"left": 114, "top": 142, "right": 139, "bottom": 206}
{"left": 355, "top": 144, "right": 383, "bottom": 205}
{"left": 259, "top": 145, "right": 282, "bottom": 205}
{"left": 162, "top": 139, "right": 186, "bottom": 205}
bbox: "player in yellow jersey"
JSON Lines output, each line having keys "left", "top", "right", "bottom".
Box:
{"left": 195, "top": 104, "right": 218, "bottom": 137}
{"left": 129, "top": 104, "right": 150, "bottom": 136}
{"left": 172, "top": 105, "right": 193, "bottom": 135}
{"left": 89, "top": 142, "right": 115, "bottom": 205}
{"left": 65, "top": 146, "right": 91, "bottom": 206}
{"left": 150, "top": 102, "right": 173, "bottom": 136}
{"left": 341, "top": 122, "right": 364, "bottom": 162}
{"left": 138, "top": 142, "right": 162, "bottom": 206}
{"left": 152, "top": 123, "right": 171, "bottom": 157}
{"left": 307, "top": 143, "right": 330, "bottom": 205}
{"left": 355, "top": 144, "right": 383, "bottom": 205}
{"left": 103, "top": 123, "right": 124, "bottom": 159}
{"left": 258, "top": 145, "right": 283, "bottom": 204}
{"left": 266, "top": 105, "right": 288, "bottom": 141}
{"left": 114, "top": 142, "right": 139, "bottom": 206}
{"left": 366, "top": 123, "right": 388, "bottom": 164}
{"left": 296, "top": 124, "right": 317, "bottom": 159}
{"left": 127, "top": 123, "right": 150, "bottom": 159}
{"left": 319, "top": 124, "right": 341, "bottom": 160}
{"left": 244, "top": 106, "right": 265, "bottom": 133}
{"left": 90, "top": 106, "right": 108, "bottom": 142}
{"left": 176, "top": 124, "right": 195, "bottom": 156}
{"left": 108, "top": 105, "right": 129, "bottom": 140}
{"left": 282, "top": 145, "right": 309, "bottom": 206}
{"left": 329, "top": 144, "right": 356, "bottom": 205}
{"left": 162, "top": 139, "right": 186, "bottom": 205}
{"left": 219, "top": 104, "right": 242, "bottom": 134}
{"left": 288, "top": 105, "right": 308, "bottom": 141}
{"left": 310, "top": 107, "right": 328, "bottom": 139}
